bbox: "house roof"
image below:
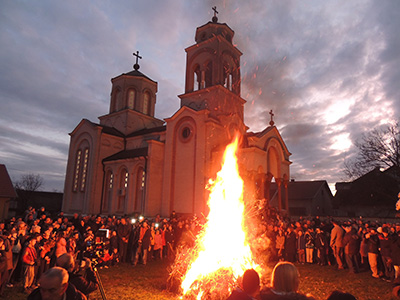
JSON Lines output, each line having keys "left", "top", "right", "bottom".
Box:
{"left": 103, "top": 148, "right": 148, "bottom": 162}
{"left": 270, "top": 180, "right": 332, "bottom": 201}
{"left": 334, "top": 166, "right": 400, "bottom": 207}
{"left": 0, "top": 164, "right": 17, "bottom": 198}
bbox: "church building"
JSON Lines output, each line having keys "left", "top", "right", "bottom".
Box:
{"left": 62, "top": 13, "right": 292, "bottom": 217}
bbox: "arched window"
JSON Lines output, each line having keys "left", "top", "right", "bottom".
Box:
{"left": 127, "top": 89, "right": 135, "bottom": 109}
{"left": 223, "top": 65, "right": 233, "bottom": 91}
{"left": 205, "top": 61, "right": 212, "bottom": 88}
{"left": 118, "top": 169, "right": 128, "bottom": 211}
{"left": 103, "top": 171, "right": 113, "bottom": 212}
{"left": 73, "top": 150, "right": 82, "bottom": 192}
{"left": 115, "top": 89, "right": 124, "bottom": 111}
{"left": 194, "top": 65, "right": 201, "bottom": 91}
{"left": 143, "top": 92, "right": 150, "bottom": 115}
{"left": 80, "top": 148, "right": 89, "bottom": 191}
{"left": 135, "top": 167, "right": 145, "bottom": 212}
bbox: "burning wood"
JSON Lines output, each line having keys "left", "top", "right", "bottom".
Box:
{"left": 168, "top": 137, "right": 265, "bottom": 299}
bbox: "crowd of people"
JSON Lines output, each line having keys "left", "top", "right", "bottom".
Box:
{"left": 263, "top": 212, "right": 400, "bottom": 283}
{"left": 0, "top": 205, "right": 399, "bottom": 299}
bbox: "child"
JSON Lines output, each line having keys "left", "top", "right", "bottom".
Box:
{"left": 98, "top": 248, "right": 112, "bottom": 269}
{"left": 111, "top": 248, "right": 120, "bottom": 266}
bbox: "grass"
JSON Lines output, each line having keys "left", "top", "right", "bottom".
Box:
{"left": 4, "top": 260, "right": 398, "bottom": 300}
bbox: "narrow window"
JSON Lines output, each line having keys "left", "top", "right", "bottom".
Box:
{"left": 80, "top": 148, "right": 89, "bottom": 191}
{"left": 128, "top": 90, "right": 135, "bottom": 109}
{"left": 124, "top": 171, "right": 129, "bottom": 188}
{"left": 194, "top": 65, "right": 201, "bottom": 91}
{"left": 141, "top": 170, "right": 146, "bottom": 188}
{"left": 73, "top": 150, "right": 82, "bottom": 192}
{"left": 143, "top": 92, "right": 150, "bottom": 115}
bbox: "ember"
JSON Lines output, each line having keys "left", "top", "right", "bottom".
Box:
{"left": 171, "top": 136, "right": 259, "bottom": 299}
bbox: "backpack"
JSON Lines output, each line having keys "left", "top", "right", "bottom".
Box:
{"left": 12, "top": 239, "right": 21, "bottom": 254}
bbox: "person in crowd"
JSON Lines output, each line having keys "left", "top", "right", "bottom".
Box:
{"left": 342, "top": 224, "right": 360, "bottom": 274}
{"left": 284, "top": 226, "right": 297, "bottom": 263}
{"left": 117, "top": 218, "right": 131, "bottom": 263}
{"left": 98, "top": 248, "right": 112, "bottom": 268}
{"left": 326, "top": 290, "right": 357, "bottom": 300}
{"left": 304, "top": 228, "right": 315, "bottom": 264}
{"left": 0, "top": 237, "right": 8, "bottom": 297}
{"left": 260, "top": 261, "right": 315, "bottom": 300}
{"left": 55, "top": 231, "right": 67, "bottom": 259}
{"left": 111, "top": 248, "right": 120, "bottom": 266}
{"left": 56, "top": 253, "right": 98, "bottom": 298}
{"left": 27, "top": 266, "right": 86, "bottom": 300}
{"left": 297, "top": 230, "right": 306, "bottom": 264}
{"left": 379, "top": 226, "right": 394, "bottom": 281}
{"left": 391, "top": 224, "right": 400, "bottom": 281}
{"left": 22, "top": 236, "right": 38, "bottom": 293}
{"left": 153, "top": 229, "right": 163, "bottom": 260}
{"left": 330, "top": 220, "right": 345, "bottom": 270}
{"left": 366, "top": 227, "right": 380, "bottom": 278}
{"left": 315, "top": 228, "right": 327, "bottom": 266}
{"left": 276, "top": 229, "right": 285, "bottom": 261}
{"left": 227, "top": 268, "right": 260, "bottom": 300}
{"left": 134, "top": 220, "right": 151, "bottom": 266}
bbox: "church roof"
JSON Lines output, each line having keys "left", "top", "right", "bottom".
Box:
{"left": 103, "top": 148, "right": 148, "bottom": 162}
{"left": 0, "top": 164, "right": 17, "bottom": 198}
{"left": 127, "top": 125, "right": 166, "bottom": 137}
{"left": 112, "top": 69, "right": 156, "bottom": 83}
{"left": 99, "top": 123, "right": 125, "bottom": 137}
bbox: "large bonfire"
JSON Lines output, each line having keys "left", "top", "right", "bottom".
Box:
{"left": 169, "top": 137, "right": 262, "bottom": 299}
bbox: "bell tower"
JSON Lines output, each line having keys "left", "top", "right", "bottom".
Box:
{"left": 179, "top": 8, "right": 245, "bottom": 122}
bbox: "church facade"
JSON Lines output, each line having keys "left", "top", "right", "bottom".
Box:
{"left": 62, "top": 16, "right": 292, "bottom": 217}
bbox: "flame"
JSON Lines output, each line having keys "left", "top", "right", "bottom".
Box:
{"left": 181, "top": 137, "right": 257, "bottom": 297}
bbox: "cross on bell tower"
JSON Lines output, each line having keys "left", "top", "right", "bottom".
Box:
{"left": 133, "top": 50, "right": 142, "bottom": 70}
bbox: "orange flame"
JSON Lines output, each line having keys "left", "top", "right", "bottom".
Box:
{"left": 181, "top": 136, "right": 257, "bottom": 297}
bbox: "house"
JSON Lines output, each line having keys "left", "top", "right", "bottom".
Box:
{"left": 333, "top": 166, "right": 400, "bottom": 218}
{"left": 270, "top": 180, "right": 333, "bottom": 216}
{"left": 0, "top": 164, "right": 17, "bottom": 220}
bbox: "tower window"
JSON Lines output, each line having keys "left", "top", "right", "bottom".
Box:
{"left": 143, "top": 92, "right": 150, "bottom": 115}
{"left": 128, "top": 89, "right": 135, "bottom": 109}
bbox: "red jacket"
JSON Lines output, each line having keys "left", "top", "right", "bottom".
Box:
{"left": 22, "top": 245, "right": 37, "bottom": 265}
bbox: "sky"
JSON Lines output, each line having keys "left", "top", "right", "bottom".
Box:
{"left": 1, "top": 0, "right": 399, "bottom": 193}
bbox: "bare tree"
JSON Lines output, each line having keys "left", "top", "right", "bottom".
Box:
{"left": 343, "top": 122, "right": 400, "bottom": 179}
{"left": 14, "top": 173, "right": 44, "bottom": 191}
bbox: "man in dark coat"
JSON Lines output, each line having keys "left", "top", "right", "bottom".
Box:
{"left": 134, "top": 220, "right": 151, "bottom": 265}
{"left": 366, "top": 227, "right": 380, "bottom": 278}
{"left": 56, "top": 253, "right": 97, "bottom": 298}
{"left": 330, "top": 220, "right": 345, "bottom": 269}
{"left": 284, "top": 226, "right": 297, "bottom": 263}
{"left": 342, "top": 225, "right": 360, "bottom": 274}
{"left": 117, "top": 218, "right": 131, "bottom": 263}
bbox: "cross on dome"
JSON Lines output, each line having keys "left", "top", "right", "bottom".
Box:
{"left": 133, "top": 50, "right": 142, "bottom": 70}
{"left": 212, "top": 6, "right": 218, "bottom": 23}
